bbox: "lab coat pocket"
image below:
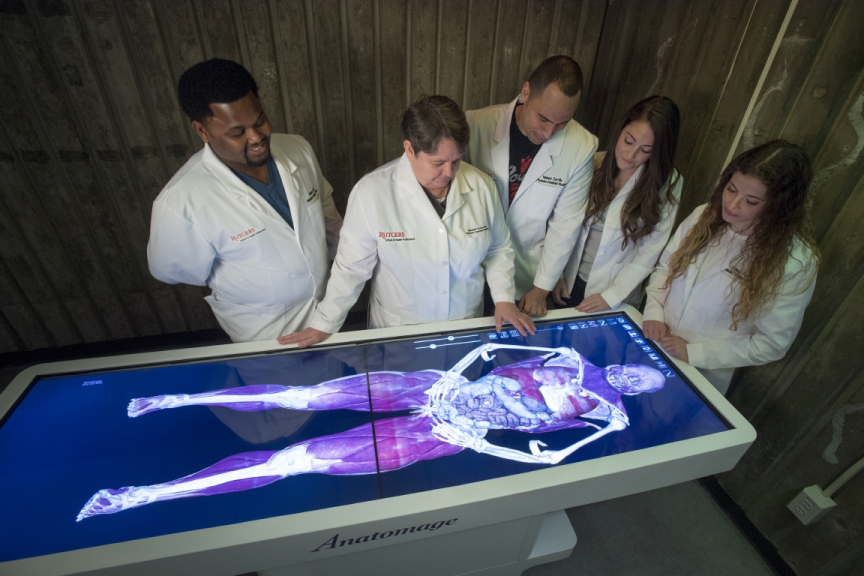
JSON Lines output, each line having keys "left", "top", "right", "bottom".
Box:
{"left": 459, "top": 234, "right": 491, "bottom": 278}
{"left": 527, "top": 187, "right": 559, "bottom": 220}
{"left": 305, "top": 202, "right": 325, "bottom": 237}
{"left": 204, "top": 296, "right": 288, "bottom": 342}
{"left": 692, "top": 274, "right": 736, "bottom": 338}
{"left": 368, "top": 301, "right": 401, "bottom": 329}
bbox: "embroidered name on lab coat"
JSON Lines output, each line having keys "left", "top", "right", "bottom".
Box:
{"left": 230, "top": 227, "right": 265, "bottom": 242}
{"left": 723, "top": 267, "right": 746, "bottom": 281}
{"left": 537, "top": 175, "right": 564, "bottom": 186}
{"left": 466, "top": 225, "right": 489, "bottom": 235}
{"left": 379, "top": 231, "right": 415, "bottom": 242}
{"left": 306, "top": 188, "right": 319, "bottom": 202}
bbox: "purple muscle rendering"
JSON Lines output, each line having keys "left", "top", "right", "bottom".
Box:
{"left": 77, "top": 344, "right": 665, "bottom": 521}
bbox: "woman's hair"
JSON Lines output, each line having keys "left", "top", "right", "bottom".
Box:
{"left": 401, "top": 95, "right": 470, "bottom": 156}
{"left": 664, "top": 140, "right": 821, "bottom": 330}
{"left": 584, "top": 96, "right": 681, "bottom": 249}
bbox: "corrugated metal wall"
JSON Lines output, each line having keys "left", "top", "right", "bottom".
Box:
{"left": 0, "top": 0, "right": 609, "bottom": 349}
{"left": 0, "top": 0, "right": 862, "bottom": 571}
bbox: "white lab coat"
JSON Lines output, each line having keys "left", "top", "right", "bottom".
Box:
{"left": 466, "top": 97, "right": 598, "bottom": 297}
{"left": 148, "top": 134, "right": 342, "bottom": 342}
{"left": 562, "top": 151, "right": 682, "bottom": 308}
{"left": 643, "top": 205, "right": 817, "bottom": 394}
{"left": 310, "top": 154, "right": 515, "bottom": 332}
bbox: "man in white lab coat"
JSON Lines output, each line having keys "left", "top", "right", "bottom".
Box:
{"left": 466, "top": 55, "right": 598, "bottom": 317}
{"left": 147, "top": 59, "right": 342, "bottom": 342}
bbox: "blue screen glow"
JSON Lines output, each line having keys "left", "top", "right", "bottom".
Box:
{"left": 0, "top": 313, "right": 728, "bottom": 562}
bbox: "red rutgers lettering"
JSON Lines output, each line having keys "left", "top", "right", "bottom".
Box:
{"left": 230, "top": 228, "right": 256, "bottom": 242}
{"left": 378, "top": 231, "right": 406, "bottom": 239}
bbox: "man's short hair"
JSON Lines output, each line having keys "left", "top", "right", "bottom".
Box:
{"left": 527, "top": 55, "right": 583, "bottom": 98}
{"left": 177, "top": 58, "right": 259, "bottom": 124}
{"left": 401, "top": 95, "right": 470, "bottom": 156}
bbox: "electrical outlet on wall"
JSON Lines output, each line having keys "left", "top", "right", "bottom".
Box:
{"left": 787, "top": 485, "right": 836, "bottom": 525}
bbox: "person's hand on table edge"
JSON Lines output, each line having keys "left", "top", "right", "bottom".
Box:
{"left": 575, "top": 294, "right": 611, "bottom": 313}
{"left": 642, "top": 320, "right": 669, "bottom": 341}
{"left": 550, "top": 278, "right": 570, "bottom": 307}
{"left": 518, "top": 286, "right": 550, "bottom": 317}
{"left": 494, "top": 301, "right": 536, "bottom": 336}
{"left": 277, "top": 327, "right": 331, "bottom": 348}
{"left": 658, "top": 334, "right": 689, "bottom": 363}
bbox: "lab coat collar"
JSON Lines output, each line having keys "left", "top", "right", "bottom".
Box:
{"left": 395, "top": 153, "right": 471, "bottom": 220}
{"left": 690, "top": 230, "right": 745, "bottom": 290}
{"left": 443, "top": 166, "right": 476, "bottom": 219}
{"left": 202, "top": 141, "right": 299, "bottom": 200}
{"left": 611, "top": 164, "right": 644, "bottom": 204}
{"left": 493, "top": 96, "right": 570, "bottom": 209}
{"left": 493, "top": 97, "right": 519, "bottom": 144}
{"left": 202, "top": 143, "right": 247, "bottom": 200}
{"left": 494, "top": 95, "right": 568, "bottom": 157}
{"left": 202, "top": 141, "right": 300, "bottom": 237}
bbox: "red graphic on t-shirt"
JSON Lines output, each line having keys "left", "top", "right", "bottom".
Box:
{"left": 509, "top": 155, "right": 535, "bottom": 202}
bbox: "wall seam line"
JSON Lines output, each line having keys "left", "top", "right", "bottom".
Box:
{"left": 338, "top": 0, "right": 357, "bottom": 186}
{"left": 110, "top": 0, "right": 192, "bottom": 331}
{"left": 724, "top": 0, "right": 799, "bottom": 165}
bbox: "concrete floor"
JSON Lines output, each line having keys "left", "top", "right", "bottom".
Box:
{"left": 525, "top": 480, "right": 775, "bottom": 576}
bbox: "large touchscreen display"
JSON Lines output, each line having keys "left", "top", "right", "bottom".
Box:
{"left": 0, "top": 313, "right": 727, "bottom": 561}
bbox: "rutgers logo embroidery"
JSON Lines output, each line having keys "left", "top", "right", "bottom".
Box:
{"left": 230, "top": 227, "right": 265, "bottom": 242}
{"left": 378, "top": 231, "right": 414, "bottom": 242}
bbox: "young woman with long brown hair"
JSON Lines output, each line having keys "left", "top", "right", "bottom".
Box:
{"left": 552, "top": 96, "right": 682, "bottom": 311}
{"left": 643, "top": 140, "right": 820, "bottom": 394}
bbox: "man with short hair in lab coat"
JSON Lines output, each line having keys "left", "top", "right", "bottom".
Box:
{"left": 466, "top": 55, "right": 598, "bottom": 318}
{"left": 147, "top": 58, "right": 342, "bottom": 342}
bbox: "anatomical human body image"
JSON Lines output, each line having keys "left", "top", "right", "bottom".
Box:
{"left": 78, "top": 343, "right": 664, "bottom": 521}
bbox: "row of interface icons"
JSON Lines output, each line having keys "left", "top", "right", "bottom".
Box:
{"left": 486, "top": 317, "right": 630, "bottom": 340}
{"left": 487, "top": 330, "right": 522, "bottom": 339}
{"left": 485, "top": 317, "right": 676, "bottom": 378}
{"left": 568, "top": 317, "right": 676, "bottom": 378}
{"left": 566, "top": 317, "right": 627, "bottom": 330}
{"left": 625, "top": 329, "right": 676, "bottom": 378}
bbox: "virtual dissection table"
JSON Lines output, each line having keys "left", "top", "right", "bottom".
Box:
{"left": 0, "top": 306, "right": 755, "bottom": 576}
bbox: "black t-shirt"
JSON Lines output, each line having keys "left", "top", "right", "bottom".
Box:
{"left": 422, "top": 186, "right": 447, "bottom": 218}
{"left": 509, "top": 105, "right": 542, "bottom": 204}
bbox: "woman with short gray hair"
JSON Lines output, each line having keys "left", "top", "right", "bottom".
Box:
{"left": 280, "top": 95, "right": 534, "bottom": 347}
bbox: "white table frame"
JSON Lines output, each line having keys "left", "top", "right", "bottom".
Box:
{"left": 0, "top": 307, "right": 755, "bottom": 576}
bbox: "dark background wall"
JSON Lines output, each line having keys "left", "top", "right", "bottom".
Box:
{"left": 0, "top": 1, "right": 862, "bottom": 573}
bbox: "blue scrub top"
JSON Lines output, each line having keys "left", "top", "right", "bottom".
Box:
{"left": 232, "top": 156, "right": 293, "bottom": 229}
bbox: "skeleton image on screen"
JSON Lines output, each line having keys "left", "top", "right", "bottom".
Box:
{"left": 77, "top": 344, "right": 665, "bottom": 521}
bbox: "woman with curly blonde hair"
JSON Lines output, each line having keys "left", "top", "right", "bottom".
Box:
{"left": 643, "top": 140, "right": 820, "bottom": 394}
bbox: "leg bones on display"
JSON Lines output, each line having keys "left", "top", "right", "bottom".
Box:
{"left": 77, "top": 416, "right": 462, "bottom": 521}
{"left": 127, "top": 372, "right": 439, "bottom": 417}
